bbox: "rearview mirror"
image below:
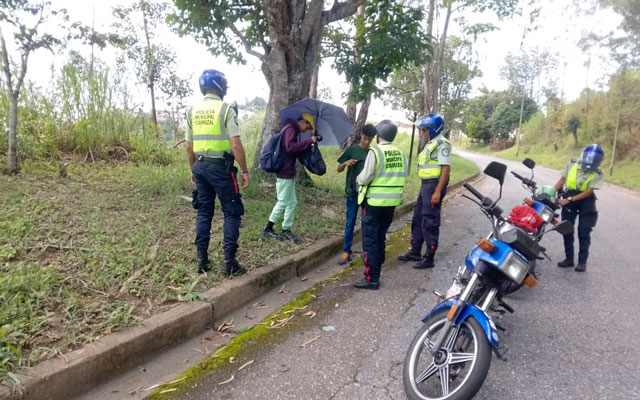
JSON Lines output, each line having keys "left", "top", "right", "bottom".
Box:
{"left": 523, "top": 158, "right": 536, "bottom": 169}
{"left": 483, "top": 162, "right": 507, "bottom": 185}
{"left": 554, "top": 220, "right": 574, "bottom": 236}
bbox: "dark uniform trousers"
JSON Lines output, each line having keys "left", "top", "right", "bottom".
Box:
{"left": 192, "top": 159, "right": 245, "bottom": 260}
{"left": 361, "top": 203, "right": 396, "bottom": 283}
{"left": 410, "top": 179, "right": 447, "bottom": 254}
{"left": 561, "top": 196, "right": 598, "bottom": 265}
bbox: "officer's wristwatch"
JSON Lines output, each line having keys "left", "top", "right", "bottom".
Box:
{"left": 567, "top": 196, "right": 573, "bottom": 203}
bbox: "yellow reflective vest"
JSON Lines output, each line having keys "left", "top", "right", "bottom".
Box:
{"left": 358, "top": 144, "right": 408, "bottom": 206}
{"left": 191, "top": 99, "right": 231, "bottom": 157}
{"left": 418, "top": 137, "right": 450, "bottom": 179}
{"left": 566, "top": 162, "right": 596, "bottom": 192}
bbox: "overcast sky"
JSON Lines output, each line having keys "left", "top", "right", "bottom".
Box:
{"left": 4, "top": 0, "right": 624, "bottom": 123}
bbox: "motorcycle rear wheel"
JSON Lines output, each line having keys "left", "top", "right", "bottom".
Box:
{"left": 403, "top": 308, "right": 492, "bottom": 400}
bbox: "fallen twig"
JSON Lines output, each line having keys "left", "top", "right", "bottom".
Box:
{"left": 299, "top": 336, "right": 321, "bottom": 348}
{"left": 237, "top": 360, "right": 254, "bottom": 371}
{"left": 218, "top": 375, "right": 235, "bottom": 385}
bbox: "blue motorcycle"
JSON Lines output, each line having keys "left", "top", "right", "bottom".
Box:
{"left": 403, "top": 161, "right": 572, "bottom": 400}
{"left": 503, "top": 157, "right": 562, "bottom": 294}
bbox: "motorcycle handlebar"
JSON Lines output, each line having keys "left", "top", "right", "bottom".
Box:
{"left": 511, "top": 171, "right": 536, "bottom": 188}
{"left": 463, "top": 183, "right": 484, "bottom": 201}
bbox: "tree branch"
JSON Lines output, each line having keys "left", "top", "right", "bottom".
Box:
{"left": 221, "top": 9, "right": 266, "bottom": 61}
{"left": 0, "top": 27, "right": 14, "bottom": 94}
{"left": 323, "top": 0, "right": 364, "bottom": 24}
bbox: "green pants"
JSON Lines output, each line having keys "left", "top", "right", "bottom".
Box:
{"left": 269, "top": 178, "right": 297, "bottom": 230}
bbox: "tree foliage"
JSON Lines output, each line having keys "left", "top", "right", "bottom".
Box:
{"left": 113, "top": 1, "right": 176, "bottom": 127}
{"left": 326, "top": 0, "right": 431, "bottom": 103}
{"left": 462, "top": 90, "right": 538, "bottom": 143}
{"left": 385, "top": 36, "right": 480, "bottom": 131}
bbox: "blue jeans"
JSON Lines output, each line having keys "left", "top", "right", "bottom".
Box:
{"left": 343, "top": 195, "right": 359, "bottom": 254}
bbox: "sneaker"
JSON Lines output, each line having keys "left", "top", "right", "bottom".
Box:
{"left": 398, "top": 251, "right": 422, "bottom": 262}
{"left": 262, "top": 228, "right": 283, "bottom": 240}
{"left": 353, "top": 278, "right": 380, "bottom": 290}
{"left": 574, "top": 263, "right": 587, "bottom": 272}
{"left": 557, "top": 259, "right": 574, "bottom": 268}
{"left": 413, "top": 257, "right": 435, "bottom": 269}
{"left": 280, "top": 230, "right": 303, "bottom": 244}
{"left": 338, "top": 252, "right": 352, "bottom": 265}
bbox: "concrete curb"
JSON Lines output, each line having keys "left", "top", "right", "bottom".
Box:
{"left": 1, "top": 172, "right": 479, "bottom": 400}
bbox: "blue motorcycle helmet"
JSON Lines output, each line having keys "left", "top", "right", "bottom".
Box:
{"left": 580, "top": 144, "right": 604, "bottom": 172}
{"left": 199, "top": 69, "right": 227, "bottom": 97}
{"left": 415, "top": 113, "right": 444, "bottom": 137}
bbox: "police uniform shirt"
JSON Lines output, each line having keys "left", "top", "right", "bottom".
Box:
{"left": 562, "top": 161, "right": 604, "bottom": 190}
{"left": 186, "top": 94, "right": 240, "bottom": 158}
{"left": 425, "top": 133, "right": 451, "bottom": 166}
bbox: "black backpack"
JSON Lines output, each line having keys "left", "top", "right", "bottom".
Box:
{"left": 259, "top": 125, "right": 289, "bottom": 173}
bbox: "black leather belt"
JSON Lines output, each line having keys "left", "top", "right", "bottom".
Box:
{"left": 197, "top": 156, "right": 225, "bottom": 165}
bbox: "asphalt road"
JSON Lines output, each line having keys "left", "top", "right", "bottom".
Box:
{"left": 179, "top": 151, "right": 640, "bottom": 400}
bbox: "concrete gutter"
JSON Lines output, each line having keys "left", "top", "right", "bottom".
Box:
{"left": 0, "top": 173, "right": 479, "bottom": 400}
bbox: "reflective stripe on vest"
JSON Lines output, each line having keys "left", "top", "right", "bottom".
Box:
{"left": 418, "top": 137, "right": 449, "bottom": 179}
{"left": 566, "top": 162, "right": 595, "bottom": 192}
{"left": 357, "top": 144, "right": 407, "bottom": 207}
{"left": 191, "top": 100, "right": 231, "bottom": 157}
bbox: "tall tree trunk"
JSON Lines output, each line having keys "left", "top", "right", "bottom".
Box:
{"left": 309, "top": 61, "right": 320, "bottom": 98}
{"left": 431, "top": 2, "right": 452, "bottom": 114}
{"left": 1, "top": 27, "right": 26, "bottom": 174}
{"left": 344, "top": 4, "right": 365, "bottom": 123}
{"left": 609, "top": 90, "right": 623, "bottom": 176}
{"left": 354, "top": 95, "right": 370, "bottom": 134}
{"left": 420, "top": 0, "right": 436, "bottom": 115}
{"left": 7, "top": 96, "right": 18, "bottom": 173}
{"left": 515, "top": 87, "right": 526, "bottom": 158}
{"left": 142, "top": 5, "right": 158, "bottom": 128}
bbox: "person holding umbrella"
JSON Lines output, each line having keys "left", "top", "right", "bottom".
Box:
{"left": 262, "top": 113, "right": 317, "bottom": 243}
{"left": 353, "top": 120, "right": 408, "bottom": 290}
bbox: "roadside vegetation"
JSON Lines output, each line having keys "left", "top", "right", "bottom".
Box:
{"left": 457, "top": 69, "right": 640, "bottom": 190}
{"left": 0, "top": 107, "right": 477, "bottom": 386}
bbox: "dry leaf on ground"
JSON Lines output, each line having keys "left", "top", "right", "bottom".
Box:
{"left": 303, "top": 311, "right": 316, "bottom": 319}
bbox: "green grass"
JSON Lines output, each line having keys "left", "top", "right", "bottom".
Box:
{"left": 494, "top": 142, "right": 640, "bottom": 190}
{"left": 0, "top": 122, "right": 477, "bottom": 388}
{"left": 458, "top": 136, "right": 640, "bottom": 190}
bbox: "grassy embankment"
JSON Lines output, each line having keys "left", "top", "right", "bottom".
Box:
{"left": 458, "top": 137, "right": 640, "bottom": 190}
{"left": 0, "top": 113, "right": 477, "bottom": 386}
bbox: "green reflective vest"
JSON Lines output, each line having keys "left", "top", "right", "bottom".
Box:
{"left": 418, "top": 137, "right": 450, "bottom": 179}
{"left": 566, "top": 162, "right": 596, "bottom": 192}
{"left": 357, "top": 144, "right": 408, "bottom": 206}
{"left": 191, "top": 100, "right": 231, "bottom": 157}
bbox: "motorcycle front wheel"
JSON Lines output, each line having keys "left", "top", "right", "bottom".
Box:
{"left": 403, "top": 308, "right": 492, "bottom": 400}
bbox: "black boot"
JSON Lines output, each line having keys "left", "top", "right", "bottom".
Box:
{"left": 398, "top": 250, "right": 422, "bottom": 262}
{"left": 196, "top": 247, "right": 211, "bottom": 273}
{"left": 557, "top": 259, "right": 574, "bottom": 268}
{"left": 353, "top": 278, "right": 379, "bottom": 290}
{"left": 574, "top": 263, "right": 587, "bottom": 272}
{"left": 221, "top": 258, "right": 247, "bottom": 277}
{"left": 414, "top": 245, "right": 437, "bottom": 269}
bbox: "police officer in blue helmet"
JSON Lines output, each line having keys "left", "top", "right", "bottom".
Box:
{"left": 186, "top": 69, "right": 250, "bottom": 276}
{"left": 553, "top": 144, "right": 604, "bottom": 272}
{"left": 398, "top": 113, "right": 451, "bottom": 269}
